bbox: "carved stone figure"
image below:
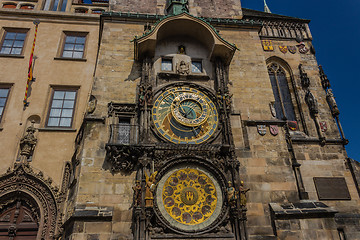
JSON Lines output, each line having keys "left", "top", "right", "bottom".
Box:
{"left": 326, "top": 89, "right": 340, "bottom": 116}
{"left": 139, "top": 86, "right": 146, "bottom": 106}
{"left": 145, "top": 86, "right": 153, "bottom": 105}
{"left": 299, "top": 64, "right": 310, "bottom": 88}
{"left": 239, "top": 181, "right": 250, "bottom": 207}
{"left": 227, "top": 181, "right": 237, "bottom": 207}
{"left": 176, "top": 60, "right": 190, "bottom": 75}
{"left": 305, "top": 91, "right": 319, "bottom": 116}
{"left": 19, "top": 121, "right": 37, "bottom": 159}
{"left": 145, "top": 171, "right": 158, "bottom": 207}
{"left": 133, "top": 180, "right": 142, "bottom": 207}
{"left": 224, "top": 92, "right": 233, "bottom": 108}
{"left": 87, "top": 95, "right": 97, "bottom": 114}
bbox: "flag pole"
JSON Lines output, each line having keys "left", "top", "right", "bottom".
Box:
{"left": 23, "top": 20, "right": 40, "bottom": 109}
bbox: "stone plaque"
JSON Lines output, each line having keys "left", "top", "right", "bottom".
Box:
{"left": 314, "top": 177, "right": 351, "bottom": 200}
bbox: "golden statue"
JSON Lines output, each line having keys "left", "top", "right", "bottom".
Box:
{"left": 239, "top": 181, "right": 250, "bottom": 207}
{"left": 145, "top": 171, "right": 158, "bottom": 207}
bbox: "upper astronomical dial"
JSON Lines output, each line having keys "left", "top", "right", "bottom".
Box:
{"left": 152, "top": 87, "right": 218, "bottom": 144}
{"left": 171, "top": 92, "right": 209, "bottom": 127}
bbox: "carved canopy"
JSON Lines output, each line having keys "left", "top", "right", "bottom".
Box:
{"left": 134, "top": 13, "right": 237, "bottom": 65}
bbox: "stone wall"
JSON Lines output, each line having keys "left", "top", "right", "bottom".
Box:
{"left": 109, "top": 0, "right": 242, "bottom": 18}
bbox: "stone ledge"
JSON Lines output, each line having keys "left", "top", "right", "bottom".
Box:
{"left": 151, "top": 233, "right": 235, "bottom": 239}
{"left": 270, "top": 201, "right": 338, "bottom": 219}
{"left": 84, "top": 115, "right": 106, "bottom": 123}
{"left": 0, "top": 54, "right": 25, "bottom": 59}
{"left": 38, "top": 127, "right": 77, "bottom": 132}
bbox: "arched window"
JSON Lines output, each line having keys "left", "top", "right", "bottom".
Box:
{"left": 267, "top": 62, "right": 296, "bottom": 121}
{"left": 2, "top": 3, "right": 16, "bottom": 8}
{"left": 20, "top": 4, "right": 34, "bottom": 9}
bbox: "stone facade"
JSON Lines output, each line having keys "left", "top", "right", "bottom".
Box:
{"left": 0, "top": 1, "right": 359, "bottom": 240}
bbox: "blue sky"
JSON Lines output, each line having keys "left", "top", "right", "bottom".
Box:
{"left": 242, "top": 0, "right": 360, "bottom": 161}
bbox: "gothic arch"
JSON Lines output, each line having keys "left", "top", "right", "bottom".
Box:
{"left": 265, "top": 56, "right": 306, "bottom": 131}
{"left": 134, "top": 12, "right": 236, "bottom": 64}
{"left": 0, "top": 164, "right": 60, "bottom": 240}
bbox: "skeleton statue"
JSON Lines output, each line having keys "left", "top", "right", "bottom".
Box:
{"left": 132, "top": 180, "right": 142, "bottom": 207}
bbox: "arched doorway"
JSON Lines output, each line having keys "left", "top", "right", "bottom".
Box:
{"left": 0, "top": 201, "right": 38, "bottom": 240}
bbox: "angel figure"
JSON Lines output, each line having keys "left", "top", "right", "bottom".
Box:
{"left": 227, "top": 181, "right": 237, "bottom": 207}
{"left": 145, "top": 171, "right": 158, "bottom": 207}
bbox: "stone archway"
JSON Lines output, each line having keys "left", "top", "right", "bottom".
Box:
{"left": 0, "top": 164, "right": 61, "bottom": 240}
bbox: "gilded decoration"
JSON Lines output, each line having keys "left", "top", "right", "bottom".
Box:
{"left": 152, "top": 86, "right": 218, "bottom": 144}
{"left": 157, "top": 167, "right": 223, "bottom": 231}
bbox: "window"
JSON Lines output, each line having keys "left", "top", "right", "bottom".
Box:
{"left": 116, "top": 118, "right": 131, "bottom": 144}
{"left": 161, "top": 58, "right": 173, "bottom": 71}
{"left": 47, "top": 89, "right": 77, "bottom": 127}
{"left": 0, "top": 88, "right": 10, "bottom": 123}
{"left": 75, "top": 8, "right": 88, "bottom": 13}
{"left": 267, "top": 62, "right": 296, "bottom": 121}
{"left": 20, "top": 4, "right": 34, "bottom": 10}
{"left": 62, "top": 33, "right": 87, "bottom": 59}
{"left": 43, "top": 0, "right": 67, "bottom": 11}
{"left": 91, "top": 9, "right": 105, "bottom": 14}
{"left": 191, "top": 60, "right": 202, "bottom": 73}
{"left": 2, "top": 3, "right": 16, "bottom": 8}
{"left": 0, "top": 30, "right": 27, "bottom": 55}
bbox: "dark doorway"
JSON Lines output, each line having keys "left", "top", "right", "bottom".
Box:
{"left": 0, "top": 201, "right": 38, "bottom": 240}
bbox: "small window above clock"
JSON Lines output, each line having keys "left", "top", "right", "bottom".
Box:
{"left": 191, "top": 60, "right": 202, "bottom": 73}
{"left": 161, "top": 58, "right": 173, "bottom": 71}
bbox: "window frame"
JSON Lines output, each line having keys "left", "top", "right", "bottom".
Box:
{"left": 161, "top": 57, "right": 173, "bottom": 72}
{"left": 191, "top": 59, "right": 203, "bottom": 73}
{"left": 59, "top": 31, "right": 88, "bottom": 60}
{"left": 0, "top": 85, "right": 11, "bottom": 124}
{"left": 45, "top": 87, "right": 79, "bottom": 128}
{"left": 267, "top": 63, "right": 296, "bottom": 121}
{"left": 116, "top": 118, "right": 132, "bottom": 145}
{"left": 266, "top": 58, "right": 308, "bottom": 134}
{"left": 0, "top": 28, "right": 29, "bottom": 56}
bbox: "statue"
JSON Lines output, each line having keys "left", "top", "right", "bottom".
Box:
{"left": 87, "top": 95, "right": 97, "bottom": 114}
{"left": 176, "top": 60, "right": 190, "bottom": 75}
{"left": 139, "top": 86, "right": 145, "bottom": 106}
{"left": 305, "top": 91, "right": 318, "bottom": 116}
{"left": 145, "top": 171, "right": 158, "bottom": 207}
{"left": 19, "top": 121, "right": 37, "bottom": 159}
{"left": 224, "top": 92, "right": 233, "bottom": 108}
{"left": 227, "top": 181, "right": 237, "bottom": 207}
{"left": 178, "top": 45, "right": 186, "bottom": 54}
{"left": 239, "top": 181, "right": 250, "bottom": 207}
{"left": 326, "top": 89, "right": 340, "bottom": 116}
{"left": 145, "top": 86, "right": 153, "bottom": 105}
{"left": 132, "top": 180, "right": 142, "bottom": 207}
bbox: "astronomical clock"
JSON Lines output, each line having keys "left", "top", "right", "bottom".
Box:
{"left": 152, "top": 86, "right": 219, "bottom": 144}
{"left": 148, "top": 84, "right": 230, "bottom": 235}
{"left": 155, "top": 164, "right": 224, "bottom": 233}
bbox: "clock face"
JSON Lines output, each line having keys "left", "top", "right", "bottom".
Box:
{"left": 156, "top": 165, "right": 223, "bottom": 232}
{"left": 152, "top": 87, "right": 218, "bottom": 144}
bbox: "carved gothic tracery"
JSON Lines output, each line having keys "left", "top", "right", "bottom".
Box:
{"left": 0, "top": 164, "right": 63, "bottom": 239}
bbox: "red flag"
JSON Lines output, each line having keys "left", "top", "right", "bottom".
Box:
{"left": 24, "top": 21, "right": 39, "bottom": 107}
